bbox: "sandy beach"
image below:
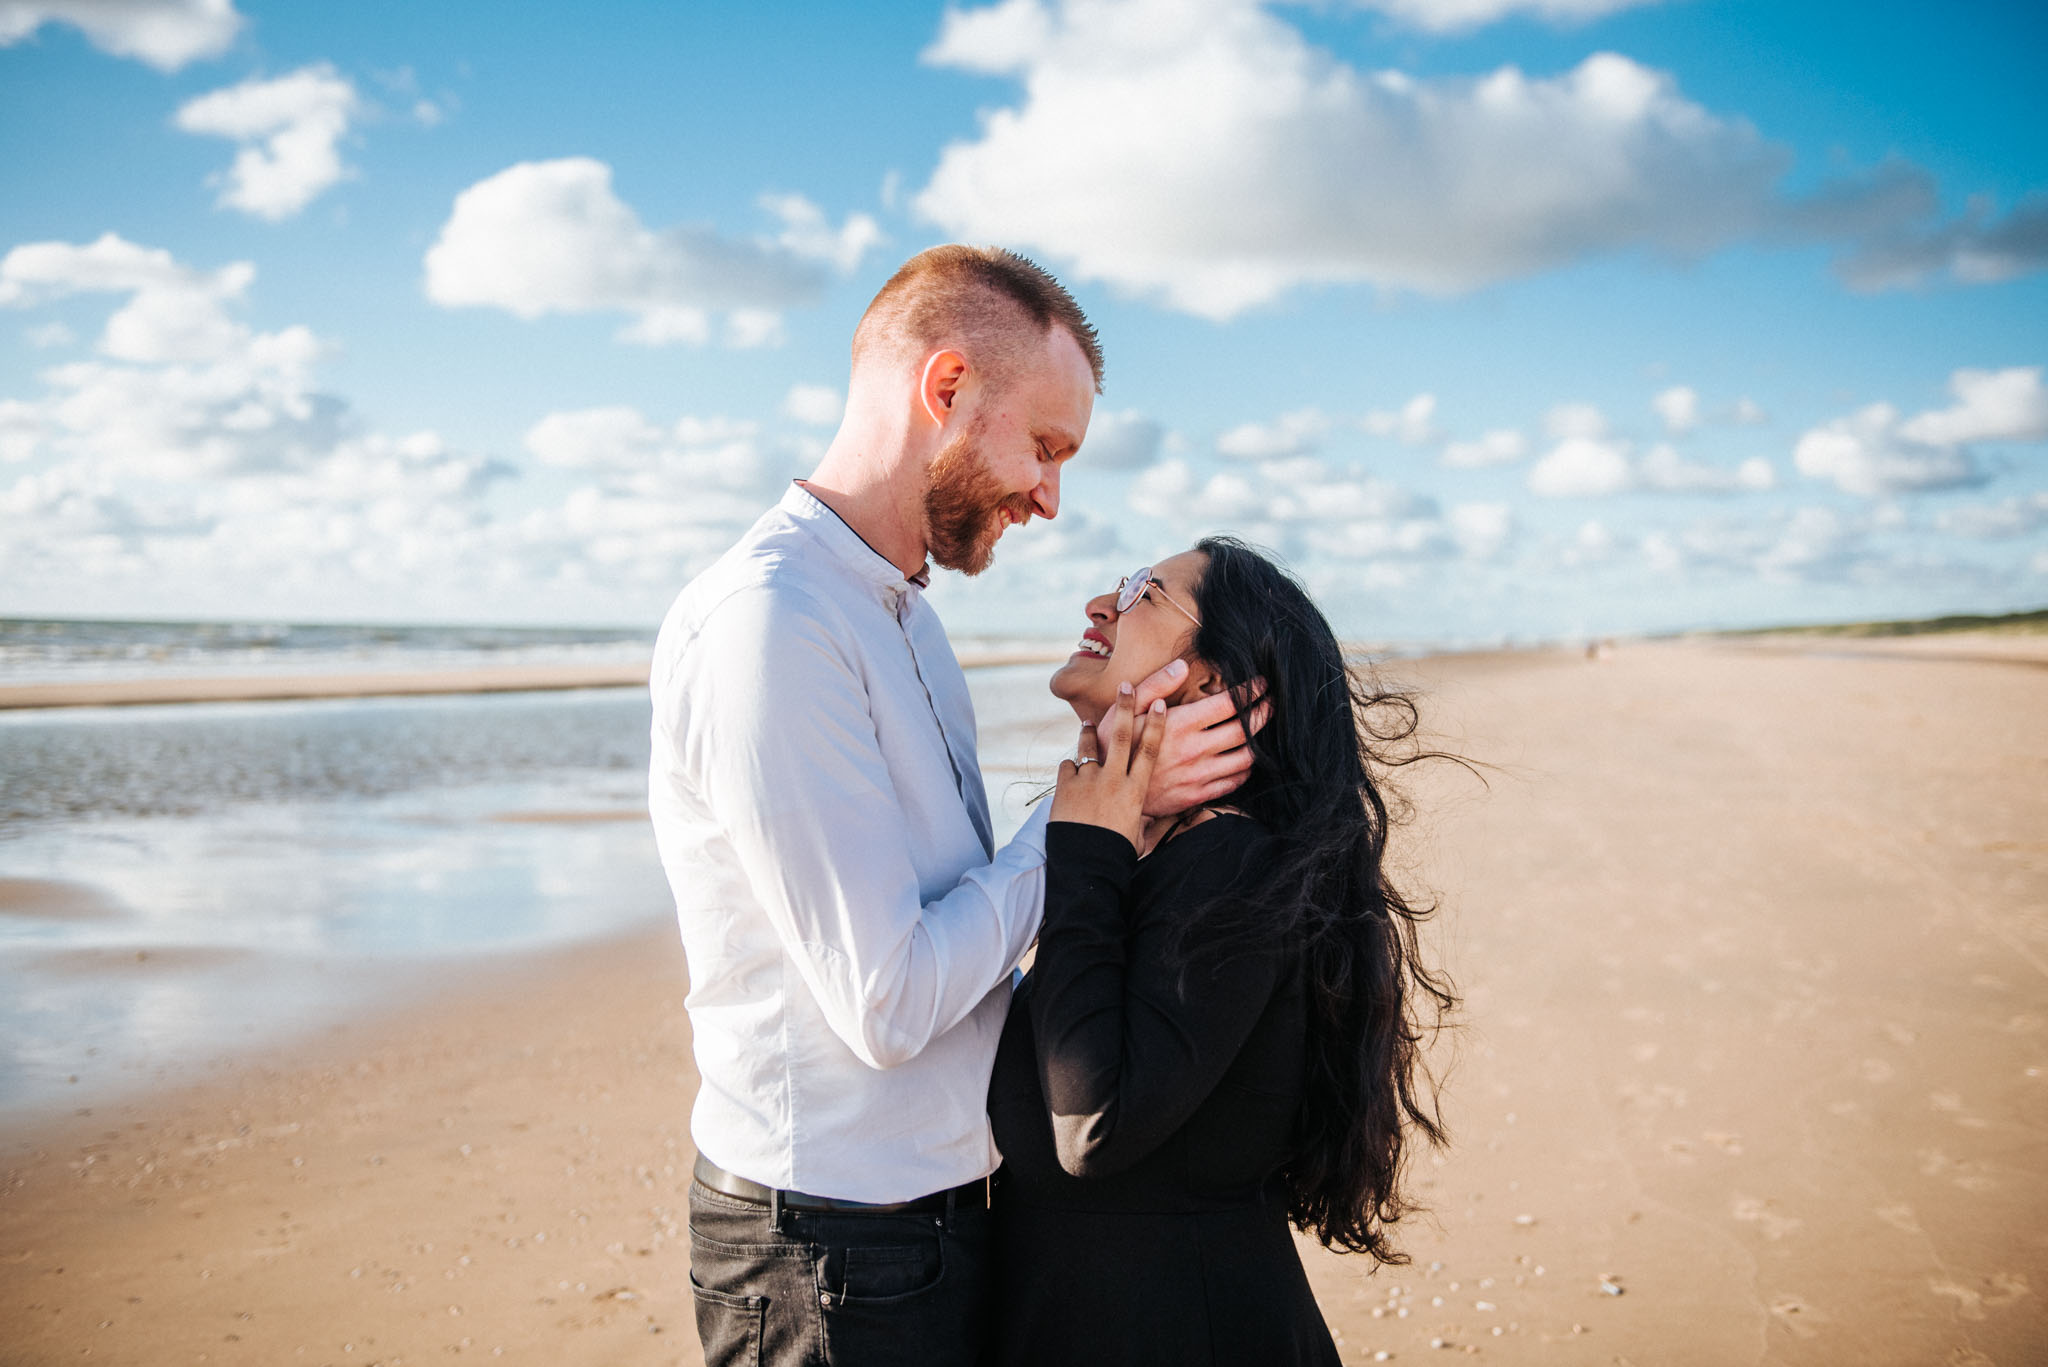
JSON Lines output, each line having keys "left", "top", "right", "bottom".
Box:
{"left": 3, "top": 641, "right": 2044, "bottom": 1365}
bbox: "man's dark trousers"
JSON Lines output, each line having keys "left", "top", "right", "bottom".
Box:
{"left": 688, "top": 1179, "right": 994, "bottom": 1367}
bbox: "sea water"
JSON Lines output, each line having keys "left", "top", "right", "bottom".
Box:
{"left": 0, "top": 650, "right": 1078, "bottom": 1121}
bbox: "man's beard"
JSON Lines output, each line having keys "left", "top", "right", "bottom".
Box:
{"left": 924, "top": 422, "right": 1032, "bottom": 576}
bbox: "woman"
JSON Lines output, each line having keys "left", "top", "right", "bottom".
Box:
{"left": 986, "top": 537, "right": 1455, "bottom": 1366}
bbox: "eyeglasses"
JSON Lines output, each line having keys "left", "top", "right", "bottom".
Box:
{"left": 1115, "top": 567, "right": 1201, "bottom": 627}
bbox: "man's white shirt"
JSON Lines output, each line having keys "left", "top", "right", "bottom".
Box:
{"left": 649, "top": 482, "right": 1050, "bottom": 1204}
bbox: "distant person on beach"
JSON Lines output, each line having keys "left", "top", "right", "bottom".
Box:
{"left": 986, "top": 540, "right": 1455, "bottom": 1365}
{"left": 648, "top": 247, "right": 1259, "bottom": 1367}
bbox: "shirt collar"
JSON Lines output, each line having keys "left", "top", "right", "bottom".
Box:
{"left": 782, "top": 481, "right": 932, "bottom": 595}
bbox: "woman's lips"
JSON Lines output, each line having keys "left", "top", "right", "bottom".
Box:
{"left": 1072, "top": 629, "right": 1112, "bottom": 659}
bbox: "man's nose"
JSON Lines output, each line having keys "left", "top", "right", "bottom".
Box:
{"left": 1032, "top": 465, "right": 1060, "bottom": 521}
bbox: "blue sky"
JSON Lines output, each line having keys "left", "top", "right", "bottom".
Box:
{"left": 2, "top": 0, "right": 2044, "bottom": 642}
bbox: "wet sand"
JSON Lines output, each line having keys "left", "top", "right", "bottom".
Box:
{"left": 0, "top": 649, "right": 1070, "bottom": 711}
{"left": 3, "top": 641, "right": 2044, "bottom": 1364}
{"left": 0, "top": 878, "right": 128, "bottom": 921}
{"left": 0, "top": 664, "right": 659, "bottom": 711}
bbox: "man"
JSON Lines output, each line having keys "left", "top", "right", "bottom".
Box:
{"left": 649, "top": 246, "right": 1255, "bottom": 1367}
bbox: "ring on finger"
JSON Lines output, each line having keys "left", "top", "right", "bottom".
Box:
{"left": 1073, "top": 756, "right": 1101, "bottom": 767}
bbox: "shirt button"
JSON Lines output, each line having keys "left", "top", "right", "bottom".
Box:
{"left": 819, "top": 1292, "right": 832, "bottom": 1306}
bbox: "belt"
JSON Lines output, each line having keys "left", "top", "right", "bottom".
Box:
{"left": 692, "top": 1154, "right": 993, "bottom": 1215}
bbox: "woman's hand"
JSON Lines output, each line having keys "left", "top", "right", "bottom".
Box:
{"left": 1051, "top": 682, "right": 1165, "bottom": 851}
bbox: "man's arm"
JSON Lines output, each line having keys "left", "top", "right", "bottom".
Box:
{"left": 664, "top": 583, "right": 1046, "bottom": 1071}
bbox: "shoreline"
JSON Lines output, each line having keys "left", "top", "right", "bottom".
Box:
{"left": 16, "top": 631, "right": 2040, "bottom": 714}
{"left": 0, "top": 662, "right": 655, "bottom": 711}
{"left": 0, "top": 649, "right": 1077, "bottom": 711}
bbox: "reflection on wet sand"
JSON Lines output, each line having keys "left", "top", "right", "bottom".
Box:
{"left": 0, "top": 877, "right": 127, "bottom": 921}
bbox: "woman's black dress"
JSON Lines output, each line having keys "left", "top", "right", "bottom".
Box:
{"left": 986, "top": 816, "right": 1341, "bottom": 1367}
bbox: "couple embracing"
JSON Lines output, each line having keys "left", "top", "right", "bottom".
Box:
{"left": 649, "top": 246, "right": 1451, "bottom": 1367}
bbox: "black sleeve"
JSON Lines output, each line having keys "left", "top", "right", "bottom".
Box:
{"left": 1029, "top": 819, "right": 1282, "bottom": 1180}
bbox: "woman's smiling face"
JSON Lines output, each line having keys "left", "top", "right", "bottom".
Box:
{"left": 1049, "top": 550, "right": 1209, "bottom": 720}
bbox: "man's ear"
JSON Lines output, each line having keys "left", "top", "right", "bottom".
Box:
{"left": 918, "top": 350, "right": 969, "bottom": 429}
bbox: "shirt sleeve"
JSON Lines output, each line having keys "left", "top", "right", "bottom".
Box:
{"left": 664, "top": 581, "right": 1048, "bottom": 1071}
{"left": 1028, "top": 819, "right": 1281, "bottom": 1179}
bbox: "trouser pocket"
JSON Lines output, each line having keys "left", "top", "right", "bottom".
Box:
{"left": 814, "top": 1212, "right": 988, "bottom": 1367}
{"left": 689, "top": 1273, "right": 766, "bottom": 1367}
{"left": 820, "top": 1234, "right": 945, "bottom": 1303}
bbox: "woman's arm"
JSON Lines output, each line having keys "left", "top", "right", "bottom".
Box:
{"left": 1029, "top": 817, "right": 1281, "bottom": 1180}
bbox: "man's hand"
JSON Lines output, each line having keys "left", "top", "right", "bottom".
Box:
{"left": 1093, "top": 659, "right": 1267, "bottom": 818}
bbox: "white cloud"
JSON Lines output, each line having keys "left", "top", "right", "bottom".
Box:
{"left": 1301, "top": 515, "right": 1452, "bottom": 562}
{"left": 523, "top": 405, "right": 665, "bottom": 470}
{"left": 0, "top": 0, "right": 240, "bottom": 71}
{"left": 25, "top": 320, "right": 74, "bottom": 348}
{"left": 1544, "top": 401, "right": 1609, "bottom": 440}
{"left": 1836, "top": 193, "right": 2048, "bottom": 291}
{"left": 912, "top": 1, "right": 1965, "bottom": 318}
{"left": 524, "top": 405, "right": 792, "bottom": 499}
{"left": 724, "top": 308, "right": 786, "bottom": 349}
{"left": 1642, "top": 506, "right": 1873, "bottom": 582}
{"left": 618, "top": 306, "right": 709, "bottom": 347}
{"left": 760, "top": 193, "right": 884, "bottom": 274}
{"left": 1080, "top": 408, "right": 1165, "bottom": 468}
{"left": 1526, "top": 402, "right": 1632, "bottom": 495}
{"left": 0, "top": 398, "right": 41, "bottom": 462}
{"left": 1791, "top": 368, "right": 2047, "bottom": 497}
{"left": 1126, "top": 456, "right": 1196, "bottom": 519}
{"left": 1002, "top": 507, "right": 1124, "bottom": 563}
{"left": 1265, "top": 465, "right": 1431, "bottom": 525}
{"left": 1441, "top": 427, "right": 1525, "bottom": 468}
{"left": 1, "top": 232, "right": 290, "bottom": 367}
{"left": 1362, "top": 392, "right": 1439, "bottom": 445}
{"left": 1731, "top": 396, "right": 1768, "bottom": 425}
{"left": 1187, "top": 470, "right": 1265, "bottom": 523}
{"left": 1935, "top": 492, "right": 2048, "bottom": 540}
{"left": 1755, "top": 506, "right": 1859, "bottom": 579}
{"left": 0, "top": 237, "right": 335, "bottom": 480}
{"left": 782, "top": 384, "right": 845, "bottom": 427}
{"left": 1128, "top": 457, "right": 1267, "bottom": 523}
{"left": 1345, "top": 0, "right": 1661, "bottom": 32}
{"left": 423, "top": 159, "right": 872, "bottom": 347}
{"left": 1564, "top": 518, "right": 1614, "bottom": 565}
{"left": 175, "top": 64, "right": 360, "bottom": 221}
{"left": 1651, "top": 384, "right": 1699, "bottom": 434}
{"left": 0, "top": 236, "right": 821, "bottom": 618}
{"left": 1215, "top": 407, "right": 1328, "bottom": 460}
{"left": 1126, "top": 451, "right": 1504, "bottom": 572}
{"left": 1896, "top": 367, "right": 2048, "bottom": 447}
{"left": 1448, "top": 500, "right": 1513, "bottom": 559}
{"left": 1528, "top": 434, "right": 1631, "bottom": 496}
{"left": 1637, "top": 443, "right": 1775, "bottom": 494}
{"left": 924, "top": 0, "right": 1054, "bottom": 72}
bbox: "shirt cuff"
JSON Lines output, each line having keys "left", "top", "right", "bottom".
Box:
{"left": 1004, "top": 796, "right": 1054, "bottom": 861}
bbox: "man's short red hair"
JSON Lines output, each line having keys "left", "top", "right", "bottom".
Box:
{"left": 852, "top": 245, "right": 1103, "bottom": 394}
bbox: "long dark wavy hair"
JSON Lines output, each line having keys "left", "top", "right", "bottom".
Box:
{"left": 1175, "top": 535, "right": 1459, "bottom": 1263}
